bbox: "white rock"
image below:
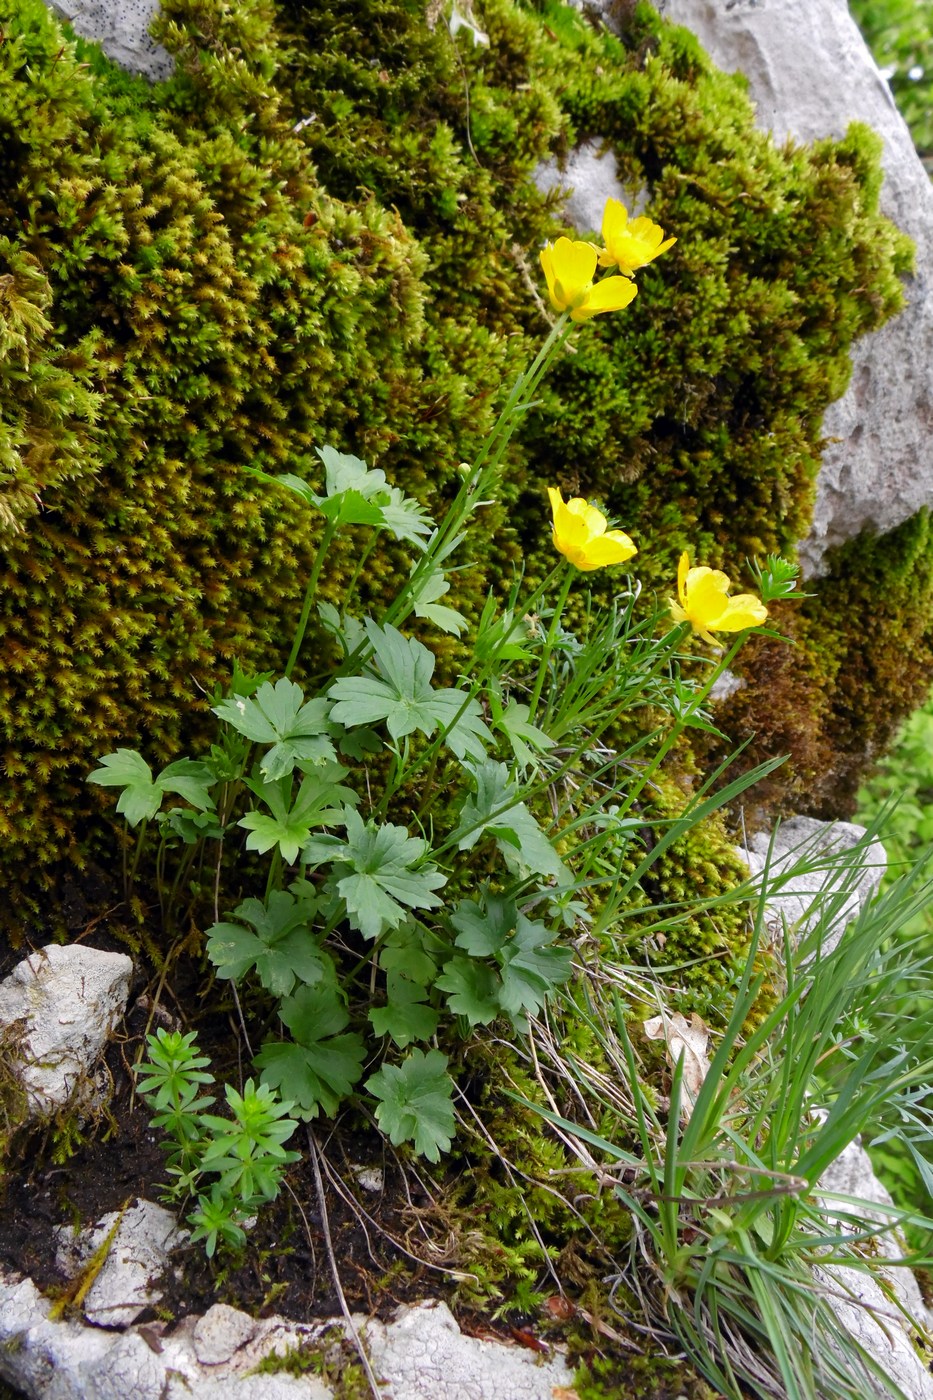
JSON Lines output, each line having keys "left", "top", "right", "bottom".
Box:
{"left": 362, "top": 1299, "right": 575, "bottom": 1399}
{"left": 351, "top": 1164, "right": 384, "bottom": 1193}
{"left": 192, "top": 1303, "right": 259, "bottom": 1366}
{"left": 650, "top": 0, "right": 933, "bottom": 575}
{"left": 46, "top": 0, "right": 173, "bottom": 81}
{"left": 533, "top": 139, "right": 634, "bottom": 235}
{"left": 820, "top": 1139, "right": 933, "bottom": 1331}
{"left": 743, "top": 815, "right": 886, "bottom": 956}
{"left": 0, "top": 1267, "right": 335, "bottom": 1399}
{"left": 816, "top": 1258, "right": 933, "bottom": 1400}
{"left": 54, "top": 1199, "right": 186, "bottom": 1329}
{"left": 0, "top": 945, "right": 132, "bottom": 1120}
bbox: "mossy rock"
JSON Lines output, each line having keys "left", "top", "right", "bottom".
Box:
{"left": 0, "top": 0, "right": 919, "bottom": 896}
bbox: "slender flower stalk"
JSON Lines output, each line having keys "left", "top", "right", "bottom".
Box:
{"left": 285, "top": 518, "right": 338, "bottom": 678}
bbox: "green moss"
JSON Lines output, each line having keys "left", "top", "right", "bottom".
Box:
{"left": 574, "top": 1350, "right": 721, "bottom": 1400}
{"left": 713, "top": 510, "right": 933, "bottom": 820}
{"left": 0, "top": 0, "right": 916, "bottom": 885}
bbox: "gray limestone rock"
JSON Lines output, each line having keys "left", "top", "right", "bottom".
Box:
{"left": 363, "top": 1299, "right": 576, "bottom": 1399}
{"left": 54, "top": 1199, "right": 186, "bottom": 1329}
{"left": 0, "top": 945, "right": 132, "bottom": 1120}
{"left": 743, "top": 815, "right": 886, "bottom": 957}
{"left": 820, "top": 1138, "right": 933, "bottom": 1340}
{"left": 191, "top": 1303, "right": 260, "bottom": 1366}
{"left": 0, "top": 1272, "right": 577, "bottom": 1399}
{"left": 652, "top": 0, "right": 933, "bottom": 575}
{"left": 533, "top": 139, "right": 634, "bottom": 237}
{"left": 47, "top": 0, "right": 173, "bottom": 81}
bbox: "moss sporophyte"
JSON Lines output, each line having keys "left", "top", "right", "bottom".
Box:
{"left": 669, "top": 551, "right": 768, "bottom": 646}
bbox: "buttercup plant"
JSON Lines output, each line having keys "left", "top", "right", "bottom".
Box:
{"left": 90, "top": 205, "right": 787, "bottom": 1254}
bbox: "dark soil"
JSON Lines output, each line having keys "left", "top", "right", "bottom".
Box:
{"left": 0, "top": 909, "right": 456, "bottom": 1331}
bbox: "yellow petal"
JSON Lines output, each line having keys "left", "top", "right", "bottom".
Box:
{"left": 566, "top": 497, "right": 608, "bottom": 536}
{"left": 575, "top": 530, "right": 637, "bottom": 570}
{"left": 677, "top": 552, "right": 690, "bottom": 609}
{"left": 601, "top": 197, "right": 629, "bottom": 246}
{"left": 685, "top": 569, "right": 732, "bottom": 626}
{"left": 548, "top": 237, "right": 598, "bottom": 306}
{"left": 715, "top": 595, "right": 768, "bottom": 631}
{"left": 555, "top": 496, "right": 602, "bottom": 546}
{"left": 571, "top": 274, "right": 638, "bottom": 321}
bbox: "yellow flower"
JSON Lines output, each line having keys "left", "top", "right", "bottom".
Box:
{"left": 669, "top": 552, "right": 768, "bottom": 644}
{"left": 548, "top": 487, "right": 637, "bottom": 571}
{"left": 540, "top": 237, "right": 638, "bottom": 322}
{"left": 598, "top": 198, "right": 676, "bottom": 276}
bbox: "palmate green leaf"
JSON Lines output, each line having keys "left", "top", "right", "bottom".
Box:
{"left": 256, "top": 982, "right": 366, "bottom": 1120}
{"left": 329, "top": 807, "right": 446, "bottom": 939}
{"left": 455, "top": 760, "right": 567, "bottom": 880}
{"left": 88, "top": 750, "right": 216, "bottom": 827}
{"left": 378, "top": 922, "right": 440, "bottom": 985}
{"left": 491, "top": 698, "right": 555, "bottom": 770}
{"left": 328, "top": 622, "right": 438, "bottom": 739}
{"left": 430, "top": 690, "right": 492, "bottom": 763}
{"left": 369, "top": 971, "right": 440, "bottom": 1048}
{"left": 443, "top": 894, "right": 573, "bottom": 1024}
{"left": 377, "top": 484, "right": 433, "bottom": 548}
{"left": 239, "top": 764, "right": 358, "bottom": 863}
{"left": 317, "top": 488, "right": 386, "bottom": 528}
{"left": 450, "top": 891, "right": 515, "bottom": 956}
{"left": 327, "top": 622, "right": 489, "bottom": 759}
{"left": 434, "top": 957, "right": 501, "bottom": 1026}
{"left": 410, "top": 564, "right": 466, "bottom": 636}
{"left": 497, "top": 915, "right": 574, "bottom": 1017}
{"left": 366, "top": 1048, "right": 456, "bottom": 1163}
{"left": 213, "top": 679, "right": 337, "bottom": 780}
{"left": 314, "top": 447, "right": 433, "bottom": 545}
{"left": 317, "top": 445, "right": 377, "bottom": 496}
{"left": 205, "top": 889, "right": 331, "bottom": 998}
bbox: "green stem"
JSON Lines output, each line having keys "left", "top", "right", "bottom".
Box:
{"left": 342, "top": 535, "right": 379, "bottom": 619}
{"left": 380, "top": 315, "right": 572, "bottom": 637}
{"left": 616, "top": 630, "right": 747, "bottom": 819}
{"left": 527, "top": 567, "right": 575, "bottom": 723}
{"left": 128, "top": 818, "right": 149, "bottom": 893}
{"left": 285, "top": 518, "right": 339, "bottom": 680}
{"left": 265, "top": 848, "right": 284, "bottom": 900}
{"left": 590, "top": 630, "right": 750, "bottom": 935}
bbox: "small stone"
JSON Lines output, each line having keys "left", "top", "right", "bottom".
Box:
{"left": 0, "top": 945, "right": 132, "bottom": 1121}
{"left": 55, "top": 1199, "right": 186, "bottom": 1329}
{"left": 351, "top": 1165, "right": 384, "bottom": 1193}
{"left": 363, "top": 1300, "right": 576, "bottom": 1399}
{"left": 742, "top": 816, "right": 886, "bottom": 958}
{"left": 45, "top": 0, "right": 174, "bottom": 81}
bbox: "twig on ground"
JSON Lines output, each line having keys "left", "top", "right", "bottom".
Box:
{"left": 307, "top": 1126, "right": 382, "bottom": 1400}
